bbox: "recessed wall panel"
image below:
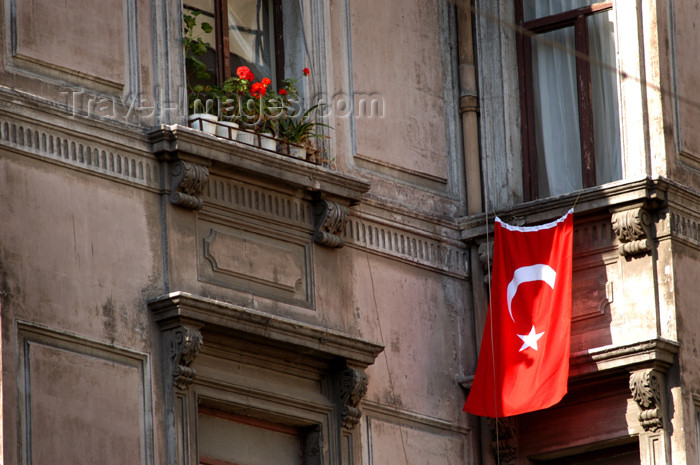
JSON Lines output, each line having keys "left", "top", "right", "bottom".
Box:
{"left": 18, "top": 326, "right": 151, "bottom": 465}
{"left": 197, "top": 218, "right": 313, "bottom": 307}
{"left": 14, "top": 0, "right": 127, "bottom": 88}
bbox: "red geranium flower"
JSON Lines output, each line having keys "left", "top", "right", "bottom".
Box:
{"left": 278, "top": 89, "right": 288, "bottom": 95}
{"left": 261, "top": 77, "right": 271, "bottom": 87}
{"left": 236, "top": 66, "right": 254, "bottom": 81}
{"left": 250, "top": 82, "right": 266, "bottom": 97}
{"left": 303, "top": 67, "right": 310, "bottom": 76}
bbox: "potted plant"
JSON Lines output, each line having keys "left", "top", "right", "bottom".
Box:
{"left": 183, "top": 10, "right": 218, "bottom": 134}
{"left": 272, "top": 69, "right": 330, "bottom": 160}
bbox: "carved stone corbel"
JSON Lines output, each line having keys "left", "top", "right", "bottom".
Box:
{"left": 629, "top": 368, "right": 664, "bottom": 432}
{"left": 169, "top": 160, "right": 209, "bottom": 210}
{"left": 165, "top": 325, "right": 203, "bottom": 390}
{"left": 612, "top": 207, "right": 652, "bottom": 257}
{"left": 478, "top": 240, "right": 494, "bottom": 285}
{"left": 487, "top": 417, "right": 517, "bottom": 464}
{"left": 314, "top": 199, "right": 349, "bottom": 248}
{"left": 338, "top": 367, "right": 368, "bottom": 430}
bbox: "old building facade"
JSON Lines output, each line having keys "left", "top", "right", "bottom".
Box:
{"left": 0, "top": 0, "right": 470, "bottom": 464}
{"left": 1, "top": 0, "right": 700, "bottom": 464}
{"left": 467, "top": 1, "right": 700, "bottom": 464}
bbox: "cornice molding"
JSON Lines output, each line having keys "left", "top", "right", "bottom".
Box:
{"left": 0, "top": 103, "right": 159, "bottom": 190}
{"left": 148, "top": 291, "right": 384, "bottom": 367}
{"left": 457, "top": 177, "right": 667, "bottom": 243}
{"left": 569, "top": 338, "right": 678, "bottom": 378}
{"left": 148, "top": 125, "right": 371, "bottom": 206}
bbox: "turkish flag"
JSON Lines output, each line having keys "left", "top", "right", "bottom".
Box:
{"left": 464, "top": 209, "right": 574, "bottom": 417}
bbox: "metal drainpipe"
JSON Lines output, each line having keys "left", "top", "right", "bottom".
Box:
{"left": 457, "top": 4, "right": 488, "bottom": 465}
{"left": 457, "top": 0, "right": 482, "bottom": 216}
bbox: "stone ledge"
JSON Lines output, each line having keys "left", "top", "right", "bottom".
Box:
{"left": 459, "top": 338, "right": 679, "bottom": 392}
{"left": 458, "top": 176, "right": 668, "bottom": 243}
{"left": 148, "top": 124, "right": 371, "bottom": 206}
{"left": 569, "top": 338, "right": 679, "bottom": 378}
{"left": 148, "top": 291, "right": 384, "bottom": 367}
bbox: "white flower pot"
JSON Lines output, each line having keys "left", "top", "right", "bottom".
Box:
{"left": 188, "top": 113, "right": 218, "bottom": 134}
{"left": 289, "top": 145, "right": 306, "bottom": 160}
{"left": 260, "top": 133, "right": 276, "bottom": 151}
{"left": 216, "top": 120, "right": 239, "bottom": 140}
{"left": 237, "top": 131, "right": 256, "bottom": 146}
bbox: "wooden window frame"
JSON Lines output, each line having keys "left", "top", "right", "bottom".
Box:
{"left": 516, "top": 1, "right": 613, "bottom": 201}
{"left": 212, "top": 0, "right": 286, "bottom": 86}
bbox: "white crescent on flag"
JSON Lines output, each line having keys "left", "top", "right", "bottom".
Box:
{"left": 506, "top": 264, "right": 557, "bottom": 323}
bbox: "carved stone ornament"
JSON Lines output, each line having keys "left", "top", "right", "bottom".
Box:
{"left": 314, "top": 199, "right": 349, "bottom": 248}
{"left": 169, "top": 160, "right": 209, "bottom": 210}
{"left": 478, "top": 240, "right": 494, "bottom": 285}
{"left": 339, "top": 367, "right": 368, "bottom": 430}
{"left": 629, "top": 369, "right": 664, "bottom": 432}
{"left": 611, "top": 208, "right": 652, "bottom": 257}
{"left": 167, "top": 325, "right": 203, "bottom": 390}
{"left": 487, "top": 417, "right": 517, "bottom": 464}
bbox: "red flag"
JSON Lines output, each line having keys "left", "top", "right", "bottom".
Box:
{"left": 464, "top": 209, "right": 574, "bottom": 417}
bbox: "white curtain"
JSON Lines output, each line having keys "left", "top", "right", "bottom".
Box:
{"left": 589, "top": 10, "right": 622, "bottom": 186}
{"left": 529, "top": 1, "right": 622, "bottom": 197}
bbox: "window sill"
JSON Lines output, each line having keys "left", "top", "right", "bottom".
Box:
{"left": 457, "top": 176, "right": 667, "bottom": 241}
{"left": 149, "top": 124, "right": 370, "bottom": 206}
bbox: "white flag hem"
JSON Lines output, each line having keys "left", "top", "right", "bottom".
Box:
{"left": 495, "top": 208, "right": 574, "bottom": 233}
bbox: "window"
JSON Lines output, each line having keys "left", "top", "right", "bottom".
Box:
{"left": 184, "top": 0, "right": 305, "bottom": 89}
{"left": 198, "top": 407, "right": 306, "bottom": 465}
{"left": 517, "top": 1, "right": 622, "bottom": 200}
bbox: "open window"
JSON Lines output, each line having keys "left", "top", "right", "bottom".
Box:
{"left": 517, "top": 0, "right": 622, "bottom": 200}
{"left": 183, "top": 0, "right": 305, "bottom": 90}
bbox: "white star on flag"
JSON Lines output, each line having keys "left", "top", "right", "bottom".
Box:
{"left": 517, "top": 325, "right": 545, "bottom": 352}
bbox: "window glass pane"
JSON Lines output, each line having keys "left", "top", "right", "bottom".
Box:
{"left": 198, "top": 410, "right": 302, "bottom": 465}
{"left": 228, "top": 0, "right": 275, "bottom": 85}
{"left": 184, "top": 1, "right": 218, "bottom": 89}
{"left": 589, "top": 10, "right": 621, "bottom": 185}
{"left": 531, "top": 27, "right": 582, "bottom": 197}
{"left": 523, "top": 0, "right": 597, "bottom": 21}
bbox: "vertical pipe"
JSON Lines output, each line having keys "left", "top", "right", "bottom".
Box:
{"left": 457, "top": 0, "right": 483, "bottom": 215}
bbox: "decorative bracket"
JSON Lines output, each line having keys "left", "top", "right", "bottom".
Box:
{"left": 338, "top": 367, "right": 368, "bottom": 430}
{"left": 314, "top": 199, "right": 349, "bottom": 248}
{"left": 169, "top": 160, "right": 209, "bottom": 210}
{"left": 478, "top": 240, "right": 494, "bottom": 285}
{"left": 611, "top": 207, "right": 652, "bottom": 257}
{"left": 629, "top": 368, "right": 664, "bottom": 432}
{"left": 487, "top": 417, "right": 517, "bottom": 465}
{"left": 165, "top": 325, "right": 203, "bottom": 390}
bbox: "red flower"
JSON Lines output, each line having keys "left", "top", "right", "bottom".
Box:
{"left": 236, "top": 66, "right": 254, "bottom": 81}
{"left": 261, "top": 77, "right": 271, "bottom": 87}
{"left": 250, "top": 82, "right": 267, "bottom": 97}
{"left": 303, "top": 67, "right": 310, "bottom": 76}
{"left": 278, "top": 89, "right": 288, "bottom": 95}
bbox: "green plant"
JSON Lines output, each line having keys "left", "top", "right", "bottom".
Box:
{"left": 276, "top": 104, "right": 331, "bottom": 145}
{"left": 183, "top": 10, "right": 218, "bottom": 114}
{"left": 273, "top": 69, "right": 332, "bottom": 149}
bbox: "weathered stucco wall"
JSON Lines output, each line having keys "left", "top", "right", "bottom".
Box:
{"left": 0, "top": 0, "right": 474, "bottom": 464}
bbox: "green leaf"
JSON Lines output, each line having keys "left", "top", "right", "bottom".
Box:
{"left": 200, "top": 22, "right": 213, "bottom": 33}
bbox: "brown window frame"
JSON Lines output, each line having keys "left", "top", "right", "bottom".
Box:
{"left": 209, "top": 0, "right": 286, "bottom": 86}
{"left": 516, "top": 1, "right": 613, "bottom": 201}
